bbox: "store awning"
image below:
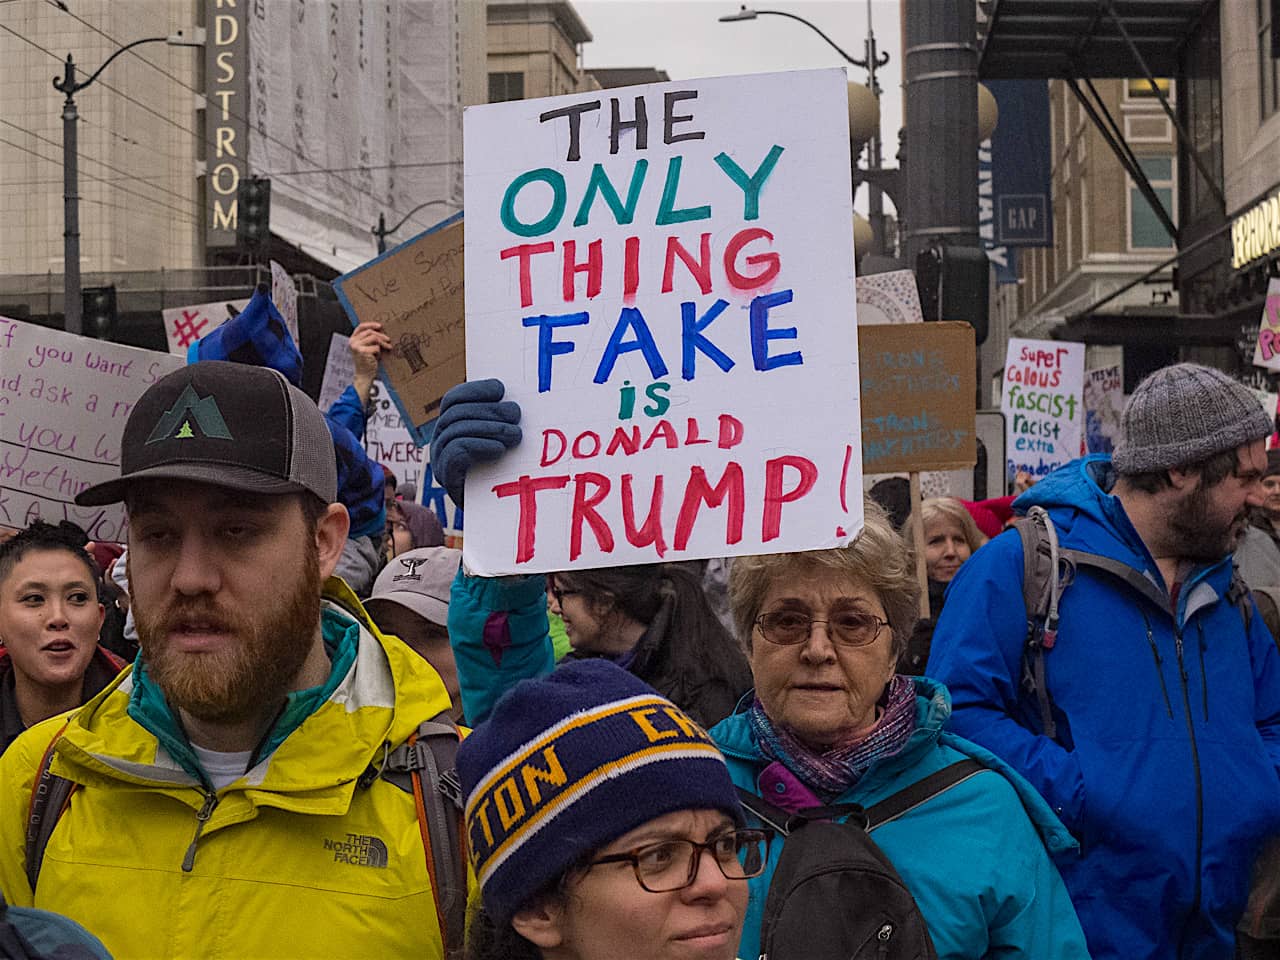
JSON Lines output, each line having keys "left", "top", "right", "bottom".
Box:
{"left": 979, "top": 0, "right": 1215, "bottom": 79}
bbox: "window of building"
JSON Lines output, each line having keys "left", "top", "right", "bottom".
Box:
{"left": 1260, "top": 0, "right": 1280, "bottom": 118}
{"left": 1126, "top": 77, "right": 1172, "bottom": 99}
{"left": 1128, "top": 156, "right": 1175, "bottom": 249}
{"left": 488, "top": 72, "right": 524, "bottom": 103}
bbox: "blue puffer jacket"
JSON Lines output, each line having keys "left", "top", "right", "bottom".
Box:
{"left": 712, "top": 677, "right": 1088, "bottom": 960}
{"left": 929, "top": 456, "right": 1280, "bottom": 960}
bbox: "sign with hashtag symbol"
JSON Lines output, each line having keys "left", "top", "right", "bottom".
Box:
{"left": 161, "top": 299, "right": 249, "bottom": 356}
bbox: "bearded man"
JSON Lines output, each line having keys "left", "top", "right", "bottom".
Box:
{"left": 0, "top": 362, "right": 467, "bottom": 959}
{"left": 928, "top": 362, "right": 1280, "bottom": 960}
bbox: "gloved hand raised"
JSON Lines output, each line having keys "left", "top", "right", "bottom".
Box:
{"left": 430, "top": 379, "right": 522, "bottom": 506}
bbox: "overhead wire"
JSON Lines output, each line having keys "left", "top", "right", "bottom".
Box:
{"left": 51, "top": 5, "right": 437, "bottom": 225}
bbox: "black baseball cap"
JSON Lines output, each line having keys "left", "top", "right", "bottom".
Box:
{"left": 76, "top": 361, "right": 337, "bottom": 506}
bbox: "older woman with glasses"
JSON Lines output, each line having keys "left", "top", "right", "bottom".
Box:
{"left": 710, "top": 502, "right": 1090, "bottom": 960}
{"left": 460, "top": 659, "right": 763, "bottom": 960}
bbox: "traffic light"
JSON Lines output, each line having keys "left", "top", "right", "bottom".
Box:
{"left": 915, "top": 244, "right": 990, "bottom": 344}
{"left": 237, "top": 177, "right": 271, "bottom": 248}
{"left": 81, "top": 285, "right": 117, "bottom": 340}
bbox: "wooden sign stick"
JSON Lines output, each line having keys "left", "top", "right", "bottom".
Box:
{"left": 909, "top": 472, "right": 929, "bottom": 618}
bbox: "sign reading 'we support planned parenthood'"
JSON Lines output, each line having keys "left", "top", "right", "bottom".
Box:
{"left": 463, "top": 69, "right": 861, "bottom": 574}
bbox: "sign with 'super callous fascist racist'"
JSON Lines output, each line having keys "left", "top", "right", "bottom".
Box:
{"left": 462, "top": 68, "right": 861, "bottom": 574}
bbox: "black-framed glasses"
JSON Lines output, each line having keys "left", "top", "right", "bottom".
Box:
{"left": 754, "top": 609, "right": 889, "bottom": 647}
{"left": 587, "top": 829, "right": 769, "bottom": 893}
{"left": 546, "top": 576, "right": 581, "bottom": 606}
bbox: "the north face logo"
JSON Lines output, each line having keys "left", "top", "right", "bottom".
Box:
{"left": 392, "top": 557, "right": 427, "bottom": 582}
{"left": 146, "top": 384, "right": 233, "bottom": 444}
{"left": 323, "top": 833, "right": 388, "bottom": 868}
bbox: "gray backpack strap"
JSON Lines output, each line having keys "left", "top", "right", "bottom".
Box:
{"left": 379, "top": 713, "right": 465, "bottom": 960}
{"left": 24, "top": 722, "right": 76, "bottom": 894}
{"left": 1012, "top": 507, "right": 1069, "bottom": 740}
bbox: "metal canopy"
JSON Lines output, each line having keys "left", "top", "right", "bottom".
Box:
{"left": 978, "top": 0, "right": 1215, "bottom": 79}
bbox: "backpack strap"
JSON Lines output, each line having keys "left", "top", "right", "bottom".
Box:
{"left": 378, "top": 713, "right": 466, "bottom": 960}
{"left": 864, "top": 758, "right": 985, "bottom": 830}
{"left": 23, "top": 721, "right": 77, "bottom": 895}
{"left": 1013, "top": 507, "right": 1069, "bottom": 740}
{"left": 734, "top": 787, "right": 866, "bottom": 836}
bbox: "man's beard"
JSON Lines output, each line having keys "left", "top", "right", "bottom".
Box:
{"left": 1168, "top": 482, "right": 1248, "bottom": 565}
{"left": 133, "top": 547, "right": 322, "bottom": 725}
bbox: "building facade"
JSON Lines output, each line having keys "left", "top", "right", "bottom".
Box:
{"left": 486, "top": 0, "right": 595, "bottom": 103}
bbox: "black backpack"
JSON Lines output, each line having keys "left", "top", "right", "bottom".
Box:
{"left": 739, "top": 758, "right": 984, "bottom": 960}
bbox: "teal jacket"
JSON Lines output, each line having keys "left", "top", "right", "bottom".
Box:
{"left": 711, "top": 677, "right": 1091, "bottom": 960}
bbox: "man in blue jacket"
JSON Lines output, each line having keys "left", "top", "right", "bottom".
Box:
{"left": 929, "top": 363, "right": 1280, "bottom": 960}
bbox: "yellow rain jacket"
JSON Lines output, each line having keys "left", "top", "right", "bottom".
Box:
{"left": 0, "top": 579, "right": 466, "bottom": 959}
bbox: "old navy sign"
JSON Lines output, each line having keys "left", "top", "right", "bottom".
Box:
{"left": 987, "top": 80, "right": 1053, "bottom": 248}
{"left": 204, "top": 0, "right": 248, "bottom": 249}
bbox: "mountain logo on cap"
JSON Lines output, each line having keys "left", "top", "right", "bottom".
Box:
{"left": 146, "top": 384, "right": 234, "bottom": 444}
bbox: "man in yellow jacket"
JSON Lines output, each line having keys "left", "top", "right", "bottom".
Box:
{"left": 0, "top": 361, "right": 467, "bottom": 959}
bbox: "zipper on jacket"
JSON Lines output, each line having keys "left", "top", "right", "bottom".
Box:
{"left": 1173, "top": 630, "right": 1205, "bottom": 928}
{"left": 1196, "top": 620, "right": 1209, "bottom": 722}
{"left": 181, "top": 791, "right": 219, "bottom": 873}
{"left": 1143, "top": 611, "right": 1174, "bottom": 719}
{"left": 875, "top": 922, "right": 894, "bottom": 959}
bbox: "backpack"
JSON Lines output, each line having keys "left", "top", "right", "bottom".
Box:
{"left": 0, "top": 892, "right": 112, "bottom": 960}
{"left": 1014, "top": 504, "right": 1255, "bottom": 741}
{"left": 738, "top": 758, "right": 984, "bottom": 960}
{"left": 24, "top": 713, "right": 466, "bottom": 960}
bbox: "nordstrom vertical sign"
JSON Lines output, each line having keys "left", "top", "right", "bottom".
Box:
{"left": 204, "top": 0, "right": 248, "bottom": 248}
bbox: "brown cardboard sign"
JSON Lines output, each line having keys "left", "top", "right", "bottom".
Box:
{"left": 858, "top": 322, "right": 977, "bottom": 473}
{"left": 335, "top": 215, "right": 465, "bottom": 442}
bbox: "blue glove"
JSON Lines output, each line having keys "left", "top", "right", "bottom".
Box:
{"left": 431, "top": 378, "right": 522, "bottom": 506}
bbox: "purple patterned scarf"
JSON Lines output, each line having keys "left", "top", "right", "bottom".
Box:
{"left": 747, "top": 674, "right": 918, "bottom": 799}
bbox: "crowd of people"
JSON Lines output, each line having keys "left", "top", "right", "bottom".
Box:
{"left": 0, "top": 291, "right": 1278, "bottom": 960}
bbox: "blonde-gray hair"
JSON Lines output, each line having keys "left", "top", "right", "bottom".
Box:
{"left": 728, "top": 499, "right": 920, "bottom": 661}
{"left": 902, "top": 497, "right": 988, "bottom": 557}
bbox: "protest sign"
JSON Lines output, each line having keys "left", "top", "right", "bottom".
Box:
{"left": 0, "top": 317, "right": 183, "bottom": 540}
{"left": 1254, "top": 277, "right": 1280, "bottom": 372}
{"left": 334, "top": 214, "right": 466, "bottom": 446}
{"left": 856, "top": 270, "right": 925, "bottom": 326}
{"left": 1083, "top": 364, "right": 1123, "bottom": 454}
{"left": 1001, "top": 337, "right": 1085, "bottom": 479}
{"left": 461, "top": 68, "right": 859, "bottom": 574}
{"left": 858, "top": 323, "right": 976, "bottom": 473}
{"left": 161, "top": 298, "right": 248, "bottom": 356}
{"left": 271, "top": 261, "right": 299, "bottom": 347}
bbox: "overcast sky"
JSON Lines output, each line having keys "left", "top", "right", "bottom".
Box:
{"left": 575, "top": 0, "right": 903, "bottom": 214}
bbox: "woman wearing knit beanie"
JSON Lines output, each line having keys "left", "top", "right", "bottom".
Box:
{"left": 459, "top": 659, "right": 764, "bottom": 960}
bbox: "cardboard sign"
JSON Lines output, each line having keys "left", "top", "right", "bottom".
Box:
{"left": 0, "top": 317, "right": 183, "bottom": 540}
{"left": 271, "top": 260, "right": 300, "bottom": 347}
{"left": 461, "top": 68, "right": 860, "bottom": 574}
{"left": 161, "top": 298, "right": 248, "bottom": 356}
{"left": 856, "top": 270, "right": 925, "bottom": 326}
{"left": 1083, "top": 364, "right": 1123, "bottom": 454}
{"left": 858, "top": 323, "right": 976, "bottom": 473}
{"left": 334, "top": 214, "right": 466, "bottom": 446}
{"left": 1001, "top": 337, "right": 1085, "bottom": 479}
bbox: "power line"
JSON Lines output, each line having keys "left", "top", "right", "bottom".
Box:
{"left": 0, "top": 135, "right": 198, "bottom": 224}
{"left": 51, "top": 6, "right": 429, "bottom": 224}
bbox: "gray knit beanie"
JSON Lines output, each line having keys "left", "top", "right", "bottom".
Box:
{"left": 1112, "top": 363, "right": 1273, "bottom": 474}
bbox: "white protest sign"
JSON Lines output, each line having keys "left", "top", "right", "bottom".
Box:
{"left": 855, "top": 270, "right": 924, "bottom": 326}
{"left": 1253, "top": 277, "right": 1280, "bottom": 372}
{"left": 0, "top": 317, "right": 183, "bottom": 539}
{"left": 161, "top": 299, "right": 248, "bottom": 356}
{"left": 462, "top": 68, "right": 860, "bottom": 574}
{"left": 1083, "top": 364, "right": 1123, "bottom": 454}
{"left": 317, "top": 332, "right": 356, "bottom": 413}
{"left": 1001, "top": 337, "right": 1085, "bottom": 479}
{"left": 271, "top": 261, "right": 300, "bottom": 347}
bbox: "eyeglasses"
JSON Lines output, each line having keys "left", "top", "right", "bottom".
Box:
{"left": 754, "top": 609, "right": 890, "bottom": 647}
{"left": 546, "top": 577, "right": 581, "bottom": 606}
{"left": 587, "top": 829, "right": 769, "bottom": 893}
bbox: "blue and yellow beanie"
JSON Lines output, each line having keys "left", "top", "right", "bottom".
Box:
{"left": 457, "top": 659, "right": 742, "bottom": 921}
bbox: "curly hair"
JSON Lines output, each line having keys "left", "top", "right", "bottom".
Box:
{"left": 0, "top": 520, "right": 97, "bottom": 592}
{"left": 728, "top": 499, "right": 919, "bottom": 662}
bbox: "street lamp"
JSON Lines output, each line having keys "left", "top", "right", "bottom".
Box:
{"left": 719, "top": 4, "right": 892, "bottom": 254}
{"left": 372, "top": 200, "right": 454, "bottom": 254}
{"left": 53, "top": 30, "right": 203, "bottom": 335}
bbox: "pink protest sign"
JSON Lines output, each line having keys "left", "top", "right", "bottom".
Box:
{"left": 1253, "top": 278, "right": 1280, "bottom": 372}
{"left": 161, "top": 298, "right": 249, "bottom": 356}
{"left": 462, "top": 69, "right": 860, "bottom": 575}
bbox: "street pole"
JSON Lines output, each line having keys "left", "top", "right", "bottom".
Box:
{"left": 59, "top": 56, "right": 80, "bottom": 335}
{"left": 863, "top": 0, "right": 886, "bottom": 255}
